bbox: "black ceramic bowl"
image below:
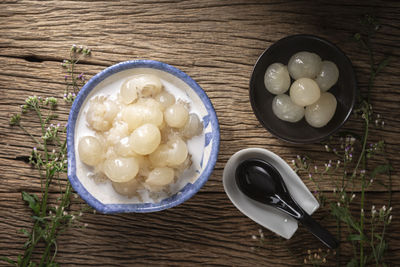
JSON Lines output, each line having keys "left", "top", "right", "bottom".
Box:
{"left": 249, "top": 34, "right": 357, "bottom": 144}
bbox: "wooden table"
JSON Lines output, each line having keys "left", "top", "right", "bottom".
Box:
{"left": 1, "top": 1, "right": 399, "bottom": 266}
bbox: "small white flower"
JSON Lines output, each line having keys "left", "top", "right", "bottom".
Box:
{"left": 325, "top": 145, "right": 329, "bottom": 152}
{"left": 79, "top": 212, "right": 83, "bottom": 217}
{"left": 388, "top": 215, "right": 392, "bottom": 224}
{"left": 337, "top": 202, "right": 341, "bottom": 207}
{"left": 389, "top": 207, "right": 392, "bottom": 212}
{"left": 382, "top": 205, "right": 386, "bottom": 212}
{"left": 63, "top": 211, "right": 68, "bottom": 216}
{"left": 84, "top": 223, "right": 88, "bottom": 227}
{"left": 251, "top": 235, "right": 257, "bottom": 240}
{"left": 291, "top": 159, "right": 296, "bottom": 166}
{"left": 351, "top": 194, "right": 356, "bottom": 200}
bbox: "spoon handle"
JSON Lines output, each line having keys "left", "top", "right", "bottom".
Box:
{"left": 299, "top": 212, "right": 339, "bottom": 249}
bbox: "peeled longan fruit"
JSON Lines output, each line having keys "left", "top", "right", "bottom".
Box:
{"left": 136, "top": 155, "right": 152, "bottom": 177}
{"left": 105, "top": 121, "right": 129, "bottom": 146}
{"left": 129, "top": 123, "right": 161, "bottom": 155}
{"left": 121, "top": 103, "right": 163, "bottom": 131}
{"left": 149, "top": 144, "right": 169, "bottom": 167}
{"left": 288, "top": 51, "right": 322, "bottom": 80}
{"left": 121, "top": 105, "right": 142, "bottom": 130}
{"left": 290, "top": 78, "right": 321, "bottom": 106}
{"left": 167, "top": 136, "right": 188, "bottom": 166}
{"left": 315, "top": 61, "right": 339, "bottom": 92}
{"left": 154, "top": 91, "right": 176, "bottom": 110}
{"left": 86, "top": 96, "right": 119, "bottom": 132}
{"left": 272, "top": 94, "right": 305, "bottom": 122}
{"left": 305, "top": 92, "right": 337, "bottom": 128}
{"left": 141, "top": 104, "right": 163, "bottom": 127}
{"left": 115, "top": 137, "right": 138, "bottom": 157}
{"left": 164, "top": 103, "right": 189, "bottom": 128}
{"left": 181, "top": 113, "right": 203, "bottom": 139}
{"left": 264, "top": 63, "right": 291, "bottom": 94}
{"left": 112, "top": 178, "right": 140, "bottom": 197}
{"left": 145, "top": 167, "right": 175, "bottom": 186}
{"left": 78, "top": 136, "right": 104, "bottom": 166}
{"left": 103, "top": 157, "right": 139, "bottom": 183}
{"left": 131, "top": 74, "right": 162, "bottom": 97}
{"left": 120, "top": 78, "right": 139, "bottom": 104}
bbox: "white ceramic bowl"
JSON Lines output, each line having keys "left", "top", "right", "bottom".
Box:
{"left": 67, "top": 60, "right": 220, "bottom": 213}
{"left": 223, "top": 148, "right": 319, "bottom": 239}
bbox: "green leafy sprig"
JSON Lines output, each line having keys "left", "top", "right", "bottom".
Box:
{"left": 62, "top": 44, "right": 91, "bottom": 103}
{"left": 3, "top": 45, "right": 91, "bottom": 267}
{"left": 293, "top": 15, "right": 393, "bottom": 266}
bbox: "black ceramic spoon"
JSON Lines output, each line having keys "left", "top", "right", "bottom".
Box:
{"left": 235, "top": 158, "right": 339, "bottom": 249}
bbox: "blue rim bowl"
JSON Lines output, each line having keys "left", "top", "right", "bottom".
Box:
{"left": 67, "top": 60, "right": 220, "bottom": 213}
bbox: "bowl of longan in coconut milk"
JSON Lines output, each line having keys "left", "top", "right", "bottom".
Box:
{"left": 67, "top": 60, "right": 219, "bottom": 213}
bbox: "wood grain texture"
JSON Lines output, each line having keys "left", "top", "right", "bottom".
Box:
{"left": 0, "top": 0, "right": 399, "bottom": 266}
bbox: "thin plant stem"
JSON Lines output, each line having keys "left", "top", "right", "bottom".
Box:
{"left": 18, "top": 125, "right": 42, "bottom": 148}
{"left": 10, "top": 46, "right": 91, "bottom": 266}
{"left": 39, "top": 183, "right": 72, "bottom": 265}
{"left": 359, "top": 112, "right": 369, "bottom": 267}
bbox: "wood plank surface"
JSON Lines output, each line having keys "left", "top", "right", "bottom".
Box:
{"left": 1, "top": 0, "right": 399, "bottom": 266}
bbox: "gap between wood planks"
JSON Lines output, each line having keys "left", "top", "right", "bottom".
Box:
{"left": 0, "top": 54, "right": 108, "bottom": 67}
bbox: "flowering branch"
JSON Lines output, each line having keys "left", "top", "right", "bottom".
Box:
{"left": 2, "top": 45, "right": 91, "bottom": 266}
